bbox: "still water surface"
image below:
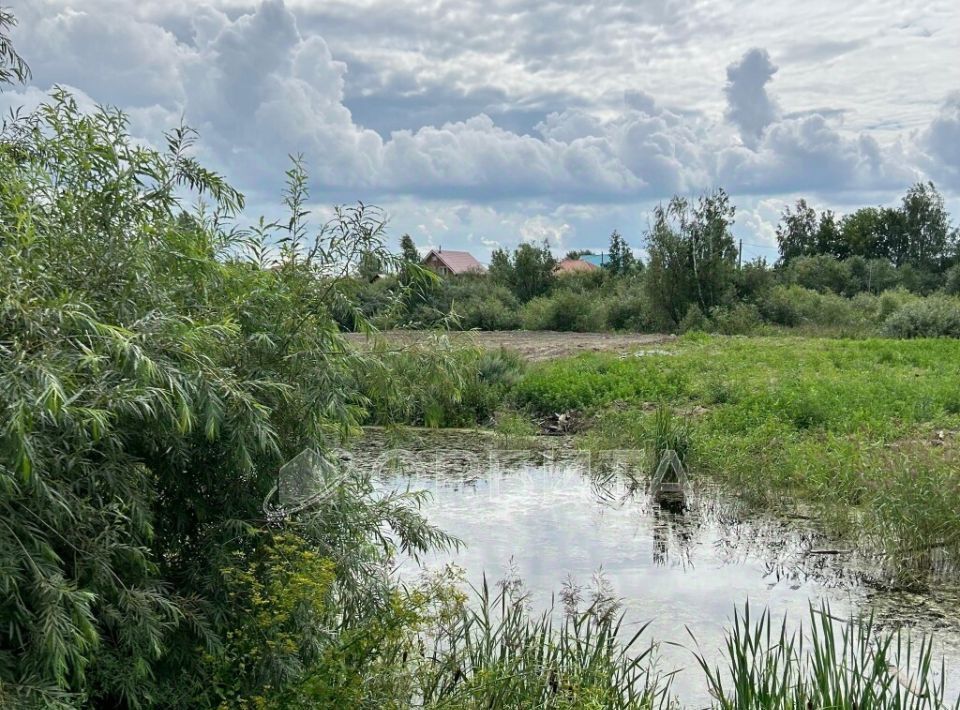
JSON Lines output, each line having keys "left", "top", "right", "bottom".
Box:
{"left": 355, "top": 432, "right": 960, "bottom": 704}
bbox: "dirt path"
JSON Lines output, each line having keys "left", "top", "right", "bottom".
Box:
{"left": 344, "top": 330, "right": 676, "bottom": 361}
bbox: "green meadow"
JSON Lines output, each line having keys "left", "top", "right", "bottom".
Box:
{"left": 511, "top": 335, "right": 960, "bottom": 578}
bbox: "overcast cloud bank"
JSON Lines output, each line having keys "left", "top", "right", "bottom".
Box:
{"left": 6, "top": 0, "right": 958, "bottom": 256}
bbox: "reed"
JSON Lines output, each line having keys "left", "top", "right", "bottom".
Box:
{"left": 417, "top": 577, "right": 672, "bottom": 709}
{"left": 694, "top": 602, "right": 958, "bottom": 710}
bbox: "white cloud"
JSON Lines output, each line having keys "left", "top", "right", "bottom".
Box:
{"left": 519, "top": 215, "right": 573, "bottom": 252}
{"left": 724, "top": 48, "right": 779, "bottom": 148}
{"left": 917, "top": 93, "right": 960, "bottom": 189}
{"left": 5, "top": 0, "right": 959, "bottom": 256}
{"left": 717, "top": 113, "right": 918, "bottom": 195}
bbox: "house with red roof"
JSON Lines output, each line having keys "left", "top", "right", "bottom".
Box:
{"left": 422, "top": 248, "right": 485, "bottom": 275}
{"left": 554, "top": 258, "right": 598, "bottom": 275}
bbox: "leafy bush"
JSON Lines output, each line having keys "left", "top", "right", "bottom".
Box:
{"left": 0, "top": 89, "right": 455, "bottom": 706}
{"left": 734, "top": 258, "right": 776, "bottom": 302}
{"left": 358, "top": 341, "right": 525, "bottom": 426}
{"left": 679, "top": 303, "right": 708, "bottom": 332}
{"left": 883, "top": 295, "right": 960, "bottom": 338}
{"left": 759, "top": 285, "right": 863, "bottom": 330}
{"left": 708, "top": 302, "right": 764, "bottom": 335}
{"left": 844, "top": 255, "right": 900, "bottom": 295}
{"left": 489, "top": 240, "right": 556, "bottom": 302}
{"left": 945, "top": 263, "right": 960, "bottom": 295}
{"left": 781, "top": 254, "right": 850, "bottom": 294}
{"left": 600, "top": 289, "right": 652, "bottom": 331}
{"left": 896, "top": 263, "right": 944, "bottom": 295}
{"left": 520, "top": 290, "right": 594, "bottom": 331}
{"left": 460, "top": 348, "right": 527, "bottom": 423}
{"left": 456, "top": 289, "right": 522, "bottom": 330}
{"left": 202, "top": 533, "right": 336, "bottom": 707}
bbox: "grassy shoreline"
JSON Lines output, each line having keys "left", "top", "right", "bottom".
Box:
{"left": 350, "top": 332, "right": 960, "bottom": 707}
{"left": 502, "top": 334, "right": 960, "bottom": 581}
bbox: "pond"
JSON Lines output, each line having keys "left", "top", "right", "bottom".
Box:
{"left": 353, "top": 431, "right": 960, "bottom": 705}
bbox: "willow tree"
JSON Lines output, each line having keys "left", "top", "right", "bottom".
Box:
{"left": 644, "top": 189, "right": 738, "bottom": 327}
{"left": 0, "top": 74, "right": 450, "bottom": 710}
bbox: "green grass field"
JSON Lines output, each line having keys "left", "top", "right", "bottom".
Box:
{"left": 511, "top": 335, "right": 960, "bottom": 580}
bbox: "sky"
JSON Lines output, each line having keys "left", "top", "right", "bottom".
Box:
{"left": 5, "top": 0, "right": 960, "bottom": 261}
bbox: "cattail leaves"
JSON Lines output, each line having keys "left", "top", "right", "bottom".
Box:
{"left": 415, "top": 575, "right": 670, "bottom": 709}
{"left": 694, "top": 602, "right": 957, "bottom": 710}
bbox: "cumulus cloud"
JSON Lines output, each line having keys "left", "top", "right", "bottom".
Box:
{"left": 519, "top": 215, "right": 573, "bottom": 251}
{"left": 717, "top": 113, "right": 916, "bottom": 194}
{"left": 6, "top": 0, "right": 957, "bottom": 232}
{"left": 381, "top": 114, "right": 642, "bottom": 199}
{"left": 917, "top": 93, "right": 960, "bottom": 189}
{"left": 724, "top": 48, "right": 780, "bottom": 148}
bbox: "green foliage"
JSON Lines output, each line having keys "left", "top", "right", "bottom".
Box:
{"left": 644, "top": 405, "right": 692, "bottom": 474}
{"left": 399, "top": 233, "right": 418, "bottom": 263}
{"left": 644, "top": 190, "right": 738, "bottom": 328}
{"left": 520, "top": 290, "right": 595, "bottom": 332}
{"left": 202, "top": 533, "right": 336, "bottom": 707}
{"left": 883, "top": 295, "right": 960, "bottom": 338}
{"left": 780, "top": 254, "right": 852, "bottom": 294}
{"left": 606, "top": 230, "right": 637, "bottom": 276}
{"left": 679, "top": 303, "right": 708, "bottom": 333}
{"left": 489, "top": 240, "right": 557, "bottom": 302}
{"left": 900, "top": 181, "right": 956, "bottom": 271}
{"left": 358, "top": 341, "right": 525, "bottom": 427}
{"left": 844, "top": 255, "right": 900, "bottom": 295}
{"left": 698, "top": 603, "right": 956, "bottom": 710}
{"left": 458, "top": 293, "right": 522, "bottom": 330}
{"left": 0, "top": 88, "right": 450, "bottom": 706}
{"left": 733, "top": 257, "right": 775, "bottom": 302}
{"left": 707, "top": 303, "right": 764, "bottom": 335}
{"left": 759, "top": 285, "right": 861, "bottom": 330}
{"left": 493, "top": 410, "right": 538, "bottom": 446}
{"left": 0, "top": 8, "right": 29, "bottom": 87}
{"left": 357, "top": 250, "right": 383, "bottom": 282}
{"left": 342, "top": 188, "right": 960, "bottom": 338}
{"left": 777, "top": 183, "right": 959, "bottom": 272}
{"left": 945, "top": 263, "right": 960, "bottom": 295}
{"left": 417, "top": 577, "right": 669, "bottom": 709}
{"left": 599, "top": 282, "right": 653, "bottom": 331}
{"left": 775, "top": 199, "right": 844, "bottom": 261}
{"left": 446, "top": 275, "right": 522, "bottom": 330}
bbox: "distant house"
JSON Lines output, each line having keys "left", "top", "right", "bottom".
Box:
{"left": 554, "top": 258, "right": 598, "bottom": 275}
{"left": 579, "top": 253, "right": 609, "bottom": 268}
{"left": 422, "top": 249, "right": 485, "bottom": 275}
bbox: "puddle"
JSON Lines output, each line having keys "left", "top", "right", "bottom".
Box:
{"left": 351, "top": 431, "right": 960, "bottom": 705}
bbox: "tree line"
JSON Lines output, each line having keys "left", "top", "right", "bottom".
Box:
{"left": 358, "top": 182, "right": 959, "bottom": 335}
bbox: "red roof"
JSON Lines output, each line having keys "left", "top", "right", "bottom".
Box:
{"left": 554, "top": 258, "right": 598, "bottom": 274}
{"left": 422, "top": 249, "right": 485, "bottom": 274}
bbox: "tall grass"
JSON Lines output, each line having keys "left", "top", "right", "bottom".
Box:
{"left": 695, "top": 603, "right": 957, "bottom": 710}
{"left": 417, "top": 578, "right": 672, "bottom": 709}
{"left": 647, "top": 404, "right": 692, "bottom": 474}
{"left": 357, "top": 341, "right": 526, "bottom": 427}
